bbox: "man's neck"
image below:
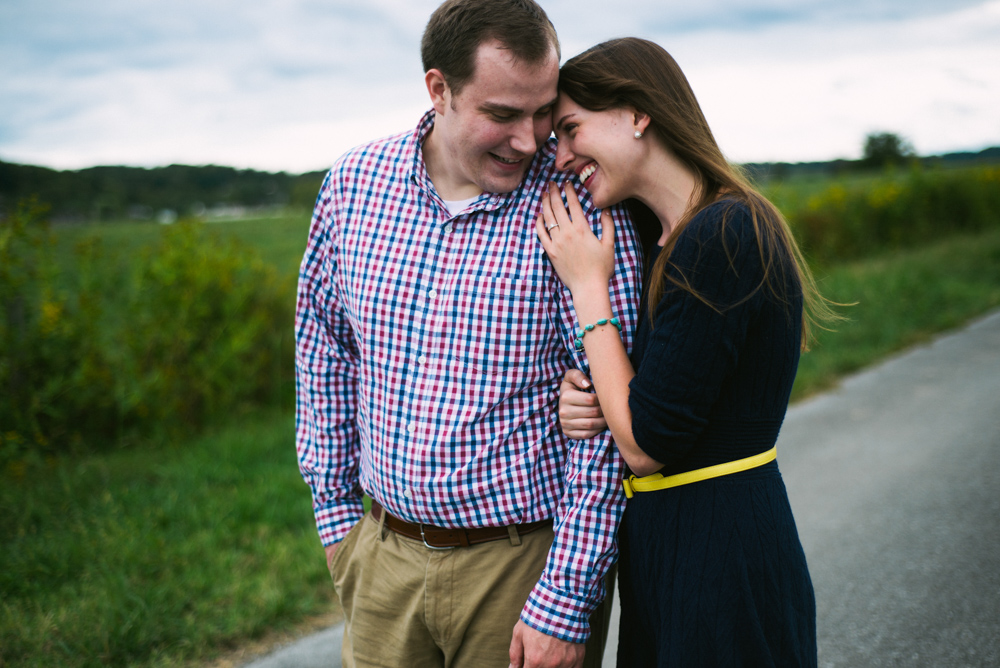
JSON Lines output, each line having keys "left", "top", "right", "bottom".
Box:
{"left": 421, "top": 126, "right": 484, "bottom": 201}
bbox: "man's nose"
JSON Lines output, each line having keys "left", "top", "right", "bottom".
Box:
{"left": 509, "top": 117, "right": 537, "bottom": 156}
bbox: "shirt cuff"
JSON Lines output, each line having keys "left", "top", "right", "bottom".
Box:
{"left": 520, "top": 576, "right": 596, "bottom": 644}
{"left": 314, "top": 498, "right": 366, "bottom": 547}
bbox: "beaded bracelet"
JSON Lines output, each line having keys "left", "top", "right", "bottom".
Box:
{"left": 574, "top": 317, "right": 622, "bottom": 351}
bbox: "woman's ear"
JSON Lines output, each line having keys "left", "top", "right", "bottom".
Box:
{"left": 633, "top": 111, "right": 651, "bottom": 136}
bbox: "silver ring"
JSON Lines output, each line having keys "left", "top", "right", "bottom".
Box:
{"left": 546, "top": 223, "right": 560, "bottom": 231}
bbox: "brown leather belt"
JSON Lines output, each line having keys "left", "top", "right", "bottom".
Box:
{"left": 370, "top": 500, "right": 551, "bottom": 549}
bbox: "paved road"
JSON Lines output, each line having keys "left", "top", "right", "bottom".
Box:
{"left": 778, "top": 310, "right": 1000, "bottom": 667}
{"left": 246, "top": 310, "right": 1000, "bottom": 668}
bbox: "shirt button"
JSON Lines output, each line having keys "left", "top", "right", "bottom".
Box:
{"left": 443, "top": 223, "right": 452, "bottom": 233}
{"left": 403, "top": 489, "right": 412, "bottom": 499}
{"left": 428, "top": 289, "right": 437, "bottom": 299}
{"left": 407, "top": 423, "right": 415, "bottom": 434}
{"left": 418, "top": 355, "right": 427, "bottom": 365}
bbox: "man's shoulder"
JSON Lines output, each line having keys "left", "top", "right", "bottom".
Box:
{"left": 523, "top": 136, "right": 560, "bottom": 185}
{"left": 329, "top": 127, "right": 415, "bottom": 179}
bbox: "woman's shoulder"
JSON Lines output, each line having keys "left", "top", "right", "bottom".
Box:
{"left": 674, "top": 197, "right": 757, "bottom": 257}
{"left": 686, "top": 197, "right": 754, "bottom": 236}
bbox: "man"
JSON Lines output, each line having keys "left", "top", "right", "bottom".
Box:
{"left": 294, "top": 1, "right": 641, "bottom": 666}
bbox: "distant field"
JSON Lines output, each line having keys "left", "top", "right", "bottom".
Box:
{"left": 51, "top": 211, "right": 312, "bottom": 287}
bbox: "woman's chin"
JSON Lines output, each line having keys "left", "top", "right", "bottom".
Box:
{"left": 592, "top": 193, "right": 622, "bottom": 210}
{"left": 585, "top": 189, "right": 609, "bottom": 209}
{"left": 585, "top": 183, "right": 625, "bottom": 211}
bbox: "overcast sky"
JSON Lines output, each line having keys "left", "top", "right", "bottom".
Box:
{"left": 2, "top": 0, "right": 998, "bottom": 173}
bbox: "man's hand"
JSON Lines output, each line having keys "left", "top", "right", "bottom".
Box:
{"left": 558, "top": 369, "right": 607, "bottom": 440}
{"left": 324, "top": 543, "right": 339, "bottom": 577}
{"left": 508, "top": 620, "right": 584, "bottom": 668}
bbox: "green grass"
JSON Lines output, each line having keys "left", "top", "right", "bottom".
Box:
{"left": 0, "top": 411, "right": 335, "bottom": 668}
{"left": 50, "top": 212, "right": 312, "bottom": 287}
{"left": 3, "top": 223, "right": 1000, "bottom": 667}
{"left": 792, "top": 227, "right": 1000, "bottom": 398}
{"left": 202, "top": 215, "right": 312, "bottom": 280}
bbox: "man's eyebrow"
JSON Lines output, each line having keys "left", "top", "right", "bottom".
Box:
{"left": 480, "top": 97, "right": 559, "bottom": 115}
{"left": 480, "top": 102, "right": 523, "bottom": 114}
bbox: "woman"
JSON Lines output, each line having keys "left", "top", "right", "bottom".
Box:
{"left": 539, "top": 38, "right": 831, "bottom": 666}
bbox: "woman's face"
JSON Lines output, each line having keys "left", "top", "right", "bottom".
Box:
{"left": 552, "top": 94, "right": 642, "bottom": 209}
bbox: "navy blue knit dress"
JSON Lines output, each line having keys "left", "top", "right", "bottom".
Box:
{"left": 616, "top": 200, "right": 817, "bottom": 666}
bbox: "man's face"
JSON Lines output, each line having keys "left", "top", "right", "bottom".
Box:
{"left": 432, "top": 40, "right": 559, "bottom": 195}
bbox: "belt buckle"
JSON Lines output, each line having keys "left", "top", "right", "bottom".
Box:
{"left": 419, "top": 524, "right": 454, "bottom": 550}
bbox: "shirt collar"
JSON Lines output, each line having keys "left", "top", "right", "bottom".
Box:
{"left": 406, "top": 109, "right": 558, "bottom": 218}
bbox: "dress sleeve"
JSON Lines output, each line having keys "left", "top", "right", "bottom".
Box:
{"left": 520, "top": 196, "right": 643, "bottom": 643}
{"left": 294, "top": 170, "right": 365, "bottom": 547}
{"left": 627, "top": 202, "right": 764, "bottom": 465}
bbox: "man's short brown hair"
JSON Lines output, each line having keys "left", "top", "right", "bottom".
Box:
{"left": 421, "top": 0, "right": 559, "bottom": 95}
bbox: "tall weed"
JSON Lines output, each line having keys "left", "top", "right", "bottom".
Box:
{"left": 0, "top": 199, "right": 101, "bottom": 457}
{"left": 781, "top": 165, "right": 1000, "bottom": 262}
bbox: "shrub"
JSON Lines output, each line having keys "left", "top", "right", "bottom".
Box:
{"left": 1, "top": 211, "right": 293, "bottom": 461}
{"left": 114, "top": 222, "right": 293, "bottom": 436}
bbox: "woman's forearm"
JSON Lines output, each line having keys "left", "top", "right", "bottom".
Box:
{"left": 572, "top": 289, "right": 663, "bottom": 477}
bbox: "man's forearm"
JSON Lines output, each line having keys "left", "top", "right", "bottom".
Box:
{"left": 519, "top": 428, "right": 625, "bottom": 642}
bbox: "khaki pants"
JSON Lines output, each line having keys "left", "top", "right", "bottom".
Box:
{"left": 329, "top": 511, "right": 615, "bottom": 668}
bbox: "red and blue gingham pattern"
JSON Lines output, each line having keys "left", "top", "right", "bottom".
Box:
{"left": 295, "top": 111, "right": 642, "bottom": 643}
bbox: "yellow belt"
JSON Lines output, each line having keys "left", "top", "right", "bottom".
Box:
{"left": 622, "top": 446, "right": 777, "bottom": 499}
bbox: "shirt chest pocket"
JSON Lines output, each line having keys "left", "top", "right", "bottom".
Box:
{"left": 446, "top": 276, "right": 553, "bottom": 373}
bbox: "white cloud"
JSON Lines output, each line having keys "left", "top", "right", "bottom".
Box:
{"left": 1, "top": 0, "right": 998, "bottom": 171}
{"left": 665, "top": 0, "right": 1000, "bottom": 161}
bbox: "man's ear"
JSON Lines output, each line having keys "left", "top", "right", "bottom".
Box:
{"left": 425, "top": 69, "right": 450, "bottom": 115}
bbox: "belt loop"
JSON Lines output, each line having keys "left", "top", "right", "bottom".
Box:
{"left": 507, "top": 525, "right": 522, "bottom": 547}
{"left": 377, "top": 505, "right": 388, "bottom": 542}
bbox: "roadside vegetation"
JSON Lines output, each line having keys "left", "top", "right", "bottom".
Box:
{"left": 2, "top": 159, "right": 1000, "bottom": 666}
{"left": 1, "top": 204, "right": 297, "bottom": 462}
{"left": 791, "top": 226, "right": 1000, "bottom": 398}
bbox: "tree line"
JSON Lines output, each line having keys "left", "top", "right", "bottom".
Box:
{"left": 1, "top": 134, "right": 997, "bottom": 224}
{"left": 0, "top": 161, "right": 326, "bottom": 224}
{"left": 744, "top": 136, "right": 999, "bottom": 182}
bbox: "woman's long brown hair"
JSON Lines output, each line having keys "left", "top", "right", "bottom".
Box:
{"left": 559, "top": 37, "right": 838, "bottom": 348}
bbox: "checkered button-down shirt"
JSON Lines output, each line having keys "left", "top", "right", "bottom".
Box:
{"left": 295, "top": 110, "right": 642, "bottom": 642}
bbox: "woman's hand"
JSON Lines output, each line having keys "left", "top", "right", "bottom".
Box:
{"left": 558, "top": 369, "right": 608, "bottom": 440}
{"left": 536, "top": 182, "right": 616, "bottom": 297}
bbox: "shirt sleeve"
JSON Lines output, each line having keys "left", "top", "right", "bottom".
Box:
{"left": 520, "top": 194, "right": 643, "bottom": 643}
{"left": 294, "top": 170, "right": 366, "bottom": 547}
{"left": 627, "top": 202, "right": 765, "bottom": 464}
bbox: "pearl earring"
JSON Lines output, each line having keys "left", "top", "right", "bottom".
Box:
{"left": 634, "top": 130, "right": 643, "bottom": 139}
